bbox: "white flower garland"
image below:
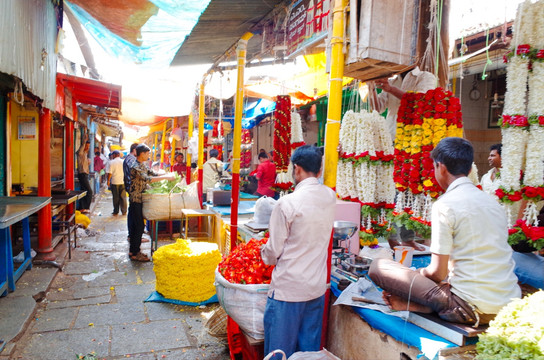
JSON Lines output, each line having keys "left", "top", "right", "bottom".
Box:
{"left": 500, "top": 127, "right": 528, "bottom": 191}
{"left": 467, "top": 162, "right": 480, "bottom": 186}
{"left": 503, "top": 56, "right": 529, "bottom": 115}
{"left": 290, "top": 112, "right": 304, "bottom": 144}
{"left": 523, "top": 125, "right": 544, "bottom": 187}
{"left": 528, "top": 62, "right": 544, "bottom": 116}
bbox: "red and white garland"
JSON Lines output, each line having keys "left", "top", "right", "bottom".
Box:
{"left": 498, "top": 0, "right": 544, "bottom": 251}
{"left": 337, "top": 110, "right": 396, "bottom": 246}
{"left": 273, "top": 95, "right": 293, "bottom": 194}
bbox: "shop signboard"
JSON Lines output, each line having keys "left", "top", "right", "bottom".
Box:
{"left": 287, "top": 0, "right": 331, "bottom": 57}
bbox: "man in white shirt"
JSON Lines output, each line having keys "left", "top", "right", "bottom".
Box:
{"left": 369, "top": 137, "right": 520, "bottom": 325}
{"left": 107, "top": 151, "right": 126, "bottom": 216}
{"left": 480, "top": 143, "right": 502, "bottom": 196}
{"left": 261, "top": 145, "right": 336, "bottom": 357}
{"left": 370, "top": 66, "right": 437, "bottom": 141}
{"left": 202, "top": 149, "right": 223, "bottom": 193}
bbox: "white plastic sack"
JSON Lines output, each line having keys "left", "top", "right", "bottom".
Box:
{"left": 214, "top": 269, "right": 269, "bottom": 339}
{"left": 142, "top": 182, "right": 200, "bottom": 220}
{"left": 253, "top": 196, "right": 276, "bottom": 225}
{"left": 264, "top": 349, "right": 341, "bottom": 360}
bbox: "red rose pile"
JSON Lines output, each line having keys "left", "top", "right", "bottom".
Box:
{"left": 218, "top": 238, "right": 274, "bottom": 284}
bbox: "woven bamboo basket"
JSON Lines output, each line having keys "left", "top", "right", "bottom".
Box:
{"left": 205, "top": 306, "right": 228, "bottom": 339}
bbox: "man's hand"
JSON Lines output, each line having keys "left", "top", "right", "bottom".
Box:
{"left": 374, "top": 78, "right": 392, "bottom": 93}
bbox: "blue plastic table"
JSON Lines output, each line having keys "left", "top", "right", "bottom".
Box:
{"left": 0, "top": 196, "right": 51, "bottom": 296}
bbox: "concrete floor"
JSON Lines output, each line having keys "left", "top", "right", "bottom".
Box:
{"left": 0, "top": 190, "right": 230, "bottom": 360}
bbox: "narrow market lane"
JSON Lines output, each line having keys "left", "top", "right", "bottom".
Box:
{"left": 5, "top": 190, "right": 230, "bottom": 360}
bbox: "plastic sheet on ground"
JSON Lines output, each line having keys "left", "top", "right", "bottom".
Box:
{"left": 145, "top": 290, "right": 218, "bottom": 306}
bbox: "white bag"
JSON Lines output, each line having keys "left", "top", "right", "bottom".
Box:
{"left": 142, "top": 181, "right": 200, "bottom": 220}
{"left": 264, "top": 349, "right": 341, "bottom": 360}
{"left": 253, "top": 196, "right": 276, "bottom": 225}
{"left": 214, "top": 269, "right": 269, "bottom": 339}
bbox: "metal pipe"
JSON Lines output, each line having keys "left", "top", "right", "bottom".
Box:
{"left": 38, "top": 108, "right": 54, "bottom": 259}
{"left": 230, "top": 32, "right": 254, "bottom": 249}
{"left": 198, "top": 83, "right": 205, "bottom": 203}
{"left": 186, "top": 112, "right": 193, "bottom": 182}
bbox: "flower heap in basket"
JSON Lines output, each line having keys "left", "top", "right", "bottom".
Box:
{"left": 336, "top": 110, "right": 396, "bottom": 247}
{"left": 392, "top": 88, "right": 463, "bottom": 238}
{"left": 273, "top": 95, "right": 294, "bottom": 195}
{"left": 497, "top": 0, "right": 544, "bottom": 251}
{"left": 240, "top": 129, "right": 252, "bottom": 175}
{"left": 218, "top": 238, "right": 274, "bottom": 284}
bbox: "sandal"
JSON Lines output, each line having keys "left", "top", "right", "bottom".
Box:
{"left": 130, "top": 253, "right": 150, "bottom": 262}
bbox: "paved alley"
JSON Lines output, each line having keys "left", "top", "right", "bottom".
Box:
{"left": 1, "top": 191, "right": 230, "bottom": 360}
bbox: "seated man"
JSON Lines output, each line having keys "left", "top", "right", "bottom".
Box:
{"left": 369, "top": 137, "right": 520, "bottom": 325}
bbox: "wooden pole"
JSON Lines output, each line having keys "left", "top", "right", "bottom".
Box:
{"left": 160, "top": 121, "right": 167, "bottom": 169}
{"left": 186, "top": 113, "right": 193, "bottom": 182}
{"left": 198, "top": 83, "right": 205, "bottom": 203}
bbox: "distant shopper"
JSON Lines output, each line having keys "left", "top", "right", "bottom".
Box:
{"left": 123, "top": 143, "right": 138, "bottom": 242}
{"left": 480, "top": 143, "right": 502, "bottom": 196}
{"left": 171, "top": 152, "right": 187, "bottom": 177}
{"left": 77, "top": 133, "right": 93, "bottom": 214}
{"left": 107, "top": 151, "right": 126, "bottom": 216}
{"left": 128, "top": 144, "right": 175, "bottom": 262}
{"left": 202, "top": 149, "right": 223, "bottom": 191}
{"left": 255, "top": 152, "right": 276, "bottom": 198}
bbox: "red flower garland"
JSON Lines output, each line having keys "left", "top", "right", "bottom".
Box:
{"left": 273, "top": 95, "right": 292, "bottom": 172}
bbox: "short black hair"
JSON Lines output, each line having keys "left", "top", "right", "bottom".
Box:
{"left": 490, "top": 143, "right": 502, "bottom": 156}
{"left": 209, "top": 149, "right": 219, "bottom": 158}
{"left": 130, "top": 143, "right": 139, "bottom": 152}
{"left": 291, "top": 145, "right": 322, "bottom": 175}
{"left": 95, "top": 151, "right": 100, "bottom": 156}
{"left": 258, "top": 152, "right": 268, "bottom": 160}
{"left": 431, "top": 137, "right": 473, "bottom": 176}
{"left": 135, "top": 144, "right": 151, "bottom": 157}
{"left": 191, "top": 162, "right": 197, "bottom": 169}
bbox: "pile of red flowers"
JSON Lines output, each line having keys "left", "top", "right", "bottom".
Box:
{"left": 508, "top": 219, "right": 544, "bottom": 251}
{"left": 218, "top": 238, "right": 274, "bottom": 284}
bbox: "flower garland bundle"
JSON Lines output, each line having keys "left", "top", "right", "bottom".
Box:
{"left": 153, "top": 239, "right": 222, "bottom": 302}
{"left": 210, "top": 120, "right": 224, "bottom": 145}
{"left": 498, "top": 0, "right": 544, "bottom": 250}
{"left": 290, "top": 111, "right": 306, "bottom": 149}
{"left": 273, "top": 96, "right": 293, "bottom": 194}
{"left": 336, "top": 110, "right": 396, "bottom": 247}
{"left": 393, "top": 88, "right": 463, "bottom": 236}
{"left": 240, "top": 129, "right": 252, "bottom": 173}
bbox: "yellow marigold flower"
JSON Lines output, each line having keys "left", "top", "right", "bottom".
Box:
{"left": 423, "top": 179, "right": 434, "bottom": 187}
{"left": 153, "top": 239, "right": 221, "bottom": 302}
{"left": 434, "top": 118, "right": 446, "bottom": 127}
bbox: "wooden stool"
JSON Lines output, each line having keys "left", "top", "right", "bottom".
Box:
{"left": 181, "top": 209, "right": 216, "bottom": 242}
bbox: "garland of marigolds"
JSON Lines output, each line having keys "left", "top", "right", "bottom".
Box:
{"left": 497, "top": 0, "right": 544, "bottom": 251}
{"left": 273, "top": 95, "right": 293, "bottom": 194}
{"left": 393, "top": 88, "right": 463, "bottom": 238}
{"left": 336, "top": 110, "right": 396, "bottom": 247}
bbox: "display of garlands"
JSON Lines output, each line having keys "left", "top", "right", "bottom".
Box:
{"left": 497, "top": 0, "right": 544, "bottom": 251}
{"left": 336, "top": 110, "right": 396, "bottom": 247}
{"left": 290, "top": 111, "right": 305, "bottom": 150}
{"left": 210, "top": 120, "right": 224, "bottom": 145}
{"left": 240, "top": 129, "right": 252, "bottom": 174}
{"left": 273, "top": 95, "right": 293, "bottom": 194}
{"left": 392, "top": 88, "right": 463, "bottom": 238}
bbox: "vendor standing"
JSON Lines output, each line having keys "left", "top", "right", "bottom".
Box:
{"left": 369, "top": 137, "right": 520, "bottom": 325}
{"left": 171, "top": 152, "right": 187, "bottom": 177}
{"left": 255, "top": 152, "right": 276, "bottom": 198}
{"left": 128, "top": 144, "right": 175, "bottom": 262}
{"left": 261, "top": 145, "right": 336, "bottom": 357}
{"left": 77, "top": 132, "right": 93, "bottom": 214}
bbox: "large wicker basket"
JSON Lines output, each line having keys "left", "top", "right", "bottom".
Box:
{"left": 205, "top": 306, "right": 228, "bottom": 339}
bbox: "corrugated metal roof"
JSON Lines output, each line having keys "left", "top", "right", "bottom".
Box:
{"left": 57, "top": 73, "right": 122, "bottom": 109}
{"left": 170, "top": 0, "right": 287, "bottom": 66}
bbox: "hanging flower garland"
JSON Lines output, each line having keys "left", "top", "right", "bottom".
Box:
{"left": 240, "top": 129, "right": 252, "bottom": 174}
{"left": 392, "top": 88, "right": 463, "bottom": 238}
{"left": 290, "top": 111, "right": 306, "bottom": 149}
{"left": 336, "top": 110, "right": 396, "bottom": 247}
{"left": 273, "top": 95, "right": 293, "bottom": 194}
{"left": 498, "top": 0, "right": 544, "bottom": 251}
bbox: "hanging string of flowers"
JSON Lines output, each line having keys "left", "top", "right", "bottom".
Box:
{"left": 392, "top": 88, "right": 463, "bottom": 238}
{"left": 273, "top": 95, "right": 293, "bottom": 194}
{"left": 290, "top": 111, "right": 306, "bottom": 149}
{"left": 240, "top": 129, "right": 252, "bottom": 174}
{"left": 336, "top": 110, "right": 396, "bottom": 247}
{"left": 501, "top": 0, "right": 544, "bottom": 251}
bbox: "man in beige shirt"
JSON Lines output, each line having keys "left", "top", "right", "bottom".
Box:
{"left": 261, "top": 145, "right": 336, "bottom": 358}
{"left": 77, "top": 132, "right": 93, "bottom": 213}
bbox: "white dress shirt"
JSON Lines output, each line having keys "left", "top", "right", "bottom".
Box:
{"left": 480, "top": 168, "right": 499, "bottom": 197}
{"left": 430, "top": 177, "right": 520, "bottom": 314}
{"left": 261, "top": 177, "right": 336, "bottom": 302}
{"left": 107, "top": 157, "right": 125, "bottom": 185}
{"left": 374, "top": 67, "right": 437, "bottom": 140}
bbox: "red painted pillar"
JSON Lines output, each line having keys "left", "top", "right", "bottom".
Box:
{"left": 37, "top": 108, "right": 54, "bottom": 259}
{"left": 65, "top": 116, "right": 75, "bottom": 212}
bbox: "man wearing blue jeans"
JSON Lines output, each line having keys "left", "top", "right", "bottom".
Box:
{"left": 261, "top": 146, "right": 336, "bottom": 358}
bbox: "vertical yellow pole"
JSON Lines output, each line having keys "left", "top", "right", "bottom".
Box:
{"left": 231, "top": 32, "right": 253, "bottom": 248}
{"left": 198, "top": 82, "right": 205, "bottom": 201}
{"left": 154, "top": 133, "right": 159, "bottom": 161}
{"left": 160, "top": 121, "right": 167, "bottom": 169}
{"left": 323, "top": 0, "right": 346, "bottom": 188}
{"left": 186, "top": 112, "right": 193, "bottom": 181}
{"left": 171, "top": 137, "right": 176, "bottom": 168}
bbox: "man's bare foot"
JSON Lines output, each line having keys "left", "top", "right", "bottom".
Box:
{"left": 382, "top": 291, "right": 432, "bottom": 313}
{"left": 401, "top": 240, "right": 426, "bottom": 251}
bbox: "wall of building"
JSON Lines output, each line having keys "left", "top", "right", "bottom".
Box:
{"left": 453, "top": 75, "right": 503, "bottom": 180}
{"left": 9, "top": 98, "right": 39, "bottom": 189}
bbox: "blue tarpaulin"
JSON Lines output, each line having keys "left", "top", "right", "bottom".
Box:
{"left": 216, "top": 99, "right": 275, "bottom": 130}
